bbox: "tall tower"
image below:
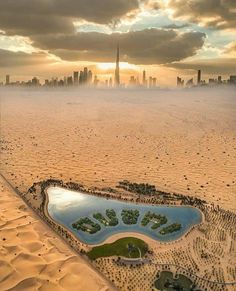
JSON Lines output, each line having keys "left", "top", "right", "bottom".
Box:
{"left": 197, "top": 69, "right": 201, "bottom": 85}
{"left": 115, "top": 44, "right": 120, "bottom": 87}
{"left": 73, "top": 71, "right": 78, "bottom": 85}
{"left": 88, "top": 70, "right": 92, "bottom": 84}
{"left": 6, "top": 75, "right": 10, "bottom": 85}
{"left": 142, "top": 70, "right": 146, "bottom": 86}
{"left": 83, "top": 67, "right": 88, "bottom": 84}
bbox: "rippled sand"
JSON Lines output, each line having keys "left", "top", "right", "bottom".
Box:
{"left": 1, "top": 87, "right": 235, "bottom": 211}
{"left": 0, "top": 175, "right": 113, "bottom": 291}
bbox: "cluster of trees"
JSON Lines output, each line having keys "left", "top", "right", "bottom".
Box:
{"left": 141, "top": 211, "right": 168, "bottom": 229}
{"left": 160, "top": 223, "right": 182, "bottom": 235}
{"left": 106, "top": 209, "right": 119, "bottom": 226}
{"left": 121, "top": 209, "right": 140, "bottom": 225}
{"left": 155, "top": 271, "right": 198, "bottom": 291}
{"left": 93, "top": 209, "right": 118, "bottom": 226}
{"left": 72, "top": 217, "right": 101, "bottom": 234}
{"left": 117, "top": 180, "right": 157, "bottom": 195}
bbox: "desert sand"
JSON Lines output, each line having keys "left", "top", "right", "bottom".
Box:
{"left": 0, "top": 87, "right": 235, "bottom": 290}
{"left": 0, "top": 87, "right": 235, "bottom": 212}
{"left": 0, "top": 175, "right": 114, "bottom": 291}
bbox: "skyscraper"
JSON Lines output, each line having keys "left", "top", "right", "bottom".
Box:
{"left": 32, "top": 77, "right": 39, "bottom": 86}
{"left": 197, "top": 70, "right": 201, "bottom": 85}
{"left": 79, "top": 71, "right": 84, "bottom": 85}
{"left": 88, "top": 70, "right": 92, "bottom": 84}
{"left": 6, "top": 75, "right": 10, "bottom": 85}
{"left": 149, "top": 76, "right": 153, "bottom": 88}
{"left": 83, "top": 67, "right": 88, "bottom": 84}
{"left": 229, "top": 75, "right": 236, "bottom": 84}
{"left": 142, "top": 70, "right": 147, "bottom": 86}
{"left": 152, "top": 77, "right": 157, "bottom": 87}
{"left": 73, "top": 71, "right": 79, "bottom": 85}
{"left": 67, "top": 76, "right": 73, "bottom": 86}
{"left": 94, "top": 75, "right": 99, "bottom": 86}
{"left": 115, "top": 44, "right": 120, "bottom": 87}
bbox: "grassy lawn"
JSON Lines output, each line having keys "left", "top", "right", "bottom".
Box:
{"left": 87, "top": 237, "right": 148, "bottom": 260}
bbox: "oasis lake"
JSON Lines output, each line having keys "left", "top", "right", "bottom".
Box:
{"left": 47, "top": 187, "right": 202, "bottom": 245}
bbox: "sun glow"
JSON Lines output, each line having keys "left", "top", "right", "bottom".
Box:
{"left": 97, "top": 62, "right": 138, "bottom": 71}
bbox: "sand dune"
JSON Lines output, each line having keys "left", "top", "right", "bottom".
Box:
{"left": 0, "top": 176, "right": 114, "bottom": 291}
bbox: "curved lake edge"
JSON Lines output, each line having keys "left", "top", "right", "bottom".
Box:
{"left": 44, "top": 185, "right": 204, "bottom": 246}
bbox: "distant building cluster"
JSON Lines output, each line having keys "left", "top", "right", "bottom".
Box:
{"left": 1, "top": 70, "right": 113, "bottom": 88}
{"left": 0, "top": 45, "right": 160, "bottom": 89}
{"left": 128, "top": 70, "right": 158, "bottom": 88}
{"left": 2, "top": 67, "right": 96, "bottom": 88}
{"left": 44, "top": 67, "right": 94, "bottom": 87}
{"left": 177, "top": 70, "right": 236, "bottom": 88}
{"left": 1, "top": 46, "right": 235, "bottom": 89}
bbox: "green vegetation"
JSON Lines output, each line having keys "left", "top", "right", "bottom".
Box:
{"left": 117, "top": 180, "right": 156, "bottom": 195}
{"left": 93, "top": 213, "right": 108, "bottom": 225}
{"left": 72, "top": 217, "right": 101, "bottom": 234}
{"left": 93, "top": 209, "right": 118, "bottom": 226}
{"left": 87, "top": 237, "right": 148, "bottom": 260}
{"left": 141, "top": 211, "right": 167, "bottom": 229}
{"left": 160, "top": 223, "right": 182, "bottom": 235}
{"left": 154, "top": 271, "right": 200, "bottom": 291}
{"left": 121, "top": 209, "right": 140, "bottom": 225}
{"left": 106, "top": 209, "right": 119, "bottom": 226}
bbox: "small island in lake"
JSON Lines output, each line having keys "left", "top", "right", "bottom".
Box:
{"left": 141, "top": 211, "right": 168, "bottom": 229}
{"left": 160, "top": 223, "right": 182, "bottom": 235}
{"left": 93, "top": 209, "right": 118, "bottom": 226}
{"left": 72, "top": 217, "right": 101, "bottom": 234}
{"left": 121, "top": 209, "right": 140, "bottom": 225}
{"left": 70, "top": 208, "right": 182, "bottom": 237}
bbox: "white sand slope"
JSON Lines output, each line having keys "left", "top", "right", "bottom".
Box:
{"left": 0, "top": 175, "right": 114, "bottom": 291}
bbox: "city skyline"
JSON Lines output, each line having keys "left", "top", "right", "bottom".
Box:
{"left": 1, "top": 45, "right": 236, "bottom": 88}
{"left": 2, "top": 65, "right": 236, "bottom": 88}
{"left": 1, "top": 44, "right": 236, "bottom": 88}
{"left": 0, "top": 1, "right": 235, "bottom": 86}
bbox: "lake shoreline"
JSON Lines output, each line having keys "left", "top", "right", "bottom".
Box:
{"left": 25, "top": 178, "right": 236, "bottom": 289}
{"left": 44, "top": 184, "right": 204, "bottom": 247}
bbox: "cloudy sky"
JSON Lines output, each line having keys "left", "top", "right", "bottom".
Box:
{"left": 0, "top": 0, "right": 235, "bottom": 86}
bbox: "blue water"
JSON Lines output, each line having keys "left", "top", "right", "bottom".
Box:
{"left": 47, "top": 186, "right": 202, "bottom": 245}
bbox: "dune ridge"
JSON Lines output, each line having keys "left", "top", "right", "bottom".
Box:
{"left": 0, "top": 175, "right": 114, "bottom": 291}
